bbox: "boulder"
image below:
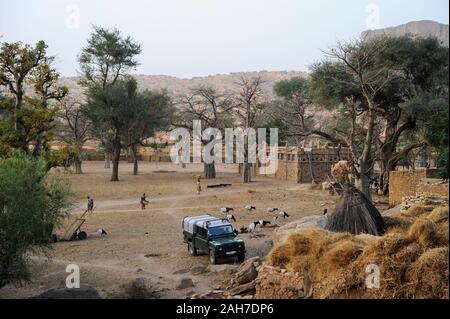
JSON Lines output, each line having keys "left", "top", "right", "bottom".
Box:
{"left": 206, "top": 264, "right": 238, "bottom": 275}
{"left": 124, "top": 277, "right": 158, "bottom": 299}
{"left": 228, "top": 281, "right": 256, "bottom": 296}
{"left": 233, "top": 258, "right": 258, "bottom": 285}
{"left": 177, "top": 277, "right": 195, "bottom": 290}
{"left": 254, "top": 265, "right": 313, "bottom": 299}
{"left": 272, "top": 214, "right": 327, "bottom": 244}
{"left": 30, "top": 285, "right": 101, "bottom": 299}
{"left": 382, "top": 205, "right": 401, "bottom": 217}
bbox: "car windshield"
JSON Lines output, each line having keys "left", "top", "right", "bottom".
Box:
{"left": 207, "top": 226, "right": 233, "bottom": 237}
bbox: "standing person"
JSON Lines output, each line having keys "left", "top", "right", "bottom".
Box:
{"left": 196, "top": 175, "right": 202, "bottom": 195}
{"left": 140, "top": 192, "right": 148, "bottom": 210}
{"left": 87, "top": 196, "right": 94, "bottom": 213}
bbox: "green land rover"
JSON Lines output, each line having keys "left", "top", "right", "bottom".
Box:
{"left": 182, "top": 215, "right": 246, "bottom": 264}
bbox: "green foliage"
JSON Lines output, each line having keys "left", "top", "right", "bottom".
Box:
{"left": 78, "top": 26, "right": 142, "bottom": 86}
{"left": 309, "top": 60, "right": 363, "bottom": 109}
{"left": 273, "top": 77, "right": 309, "bottom": 100}
{"left": 0, "top": 40, "right": 68, "bottom": 160}
{"left": 0, "top": 99, "right": 57, "bottom": 155}
{"left": 0, "top": 151, "right": 72, "bottom": 288}
{"left": 260, "top": 118, "right": 289, "bottom": 146}
{"left": 423, "top": 97, "right": 449, "bottom": 179}
{"left": 123, "top": 88, "right": 173, "bottom": 150}
{"left": 79, "top": 26, "right": 143, "bottom": 180}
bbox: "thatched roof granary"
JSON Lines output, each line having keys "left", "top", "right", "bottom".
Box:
{"left": 325, "top": 184, "right": 386, "bottom": 236}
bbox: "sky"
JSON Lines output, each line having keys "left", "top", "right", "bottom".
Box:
{"left": 0, "top": 0, "right": 448, "bottom": 78}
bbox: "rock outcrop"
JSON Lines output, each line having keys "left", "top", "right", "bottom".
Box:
{"left": 362, "top": 20, "right": 449, "bottom": 46}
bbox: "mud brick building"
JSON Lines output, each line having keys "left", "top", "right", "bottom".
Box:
{"left": 241, "top": 146, "right": 350, "bottom": 184}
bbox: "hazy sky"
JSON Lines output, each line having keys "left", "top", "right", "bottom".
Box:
{"left": 1, "top": 0, "right": 448, "bottom": 78}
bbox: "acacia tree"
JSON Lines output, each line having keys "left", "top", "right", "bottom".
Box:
{"left": 371, "top": 36, "right": 449, "bottom": 193}
{"left": 83, "top": 77, "right": 139, "bottom": 181}
{"left": 176, "top": 86, "right": 234, "bottom": 179}
{"left": 234, "top": 77, "right": 267, "bottom": 183}
{"left": 56, "top": 97, "right": 91, "bottom": 174}
{"left": 79, "top": 26, "right": 142, "bottom": 181}
{"left": 0, "top": 41, "right": 68, "bottom": 159}
{"left": 272, "top": 36, "right": 448, "bottom": 197}
{"left": 122, "top": 89, "right": 173, "bottom": 175}
{"left": 273, "top": 39, "right": 396, "bottom": 198}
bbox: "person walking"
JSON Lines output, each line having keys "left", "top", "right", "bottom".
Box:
{"left": 196, "top": 175, "right": 202, "bottom": 195}
{"left": 140, "top": 192, "right": 149, "bottom": 210}
{"left": 87, "top": 196, "right": 94, "bottom": 213}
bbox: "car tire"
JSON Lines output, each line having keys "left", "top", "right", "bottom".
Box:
{"left": 188, "top": 242, "right": 197, "bottom": 256}
{"left": 209, "top": 250, "right": 217, "bottom": 265}
{"left": 237, "top": 253, "right": 245, "bottom": 263}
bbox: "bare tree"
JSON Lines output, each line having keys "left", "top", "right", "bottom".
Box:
{"left": 234, "top": 77, "right": 267, "bottom": 183}
{"left": 56, "top": 97, "right": 90, "bottom": 174}
{"left": 175, "top": 86, "right": 234, "bottom": 179}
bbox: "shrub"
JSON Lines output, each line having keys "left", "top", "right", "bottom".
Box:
{"left": 0, "top": 151, "right": 72, "bottom": 288}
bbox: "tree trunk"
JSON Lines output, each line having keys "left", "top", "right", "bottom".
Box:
{"left": 111, "top": 138, "right": 121, "bottom": 182}
{"left": 33, "top": 137, "right": 43, "bottom": 157}
{"left": 359, "top": 170, "right": 371, "bottom": 200}
{"left": 73, "top": 157, "right": 83, "bottom": 174}
{"left": 131, "top": 146, "right": 138, "bottom": 175}
{"left": 307, "top": 151, "right": 316, "bottom": 184}
{"left": 104, "top": 152, "right": 111, "bottom": 169}
{"left": 243, "top": 135, "right": 251, "bottom": 183}
{"left": 378, "top": 159, "right": 393, "bottom": 196}
{"left": 127, "top": 147, "right": 134, "bottom": 163}
{"left": 243, "top": 163, "right": 252, "bottom": 183}
{"left": 358, "top": 107, "right": 375, "bottom": 200}
{"left": 204, "top": 162, "right": 216, "bottom": 179}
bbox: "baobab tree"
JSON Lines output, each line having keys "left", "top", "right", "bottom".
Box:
{"left": 176, "top": 86, "right": 234, "bottom": 179}
{"left": 234, "top": 77, "right": 267, "bottom": 183}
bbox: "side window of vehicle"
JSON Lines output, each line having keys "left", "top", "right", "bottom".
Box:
{"left": 198, "top": 227, "right": 206, "bottom": 238}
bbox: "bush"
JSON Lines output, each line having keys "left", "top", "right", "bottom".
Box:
{"left": 0, "top": 151, "right": 72, "bottom": 288}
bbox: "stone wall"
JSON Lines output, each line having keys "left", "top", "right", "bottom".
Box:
{"left": 254, "top": 147, "right": 350, "bottom": 183}
{"left": 389, "top": 169, "right": 448, "bottom": 206}
{"left": 416, "top": 180, "right": 449, "bottom": 199}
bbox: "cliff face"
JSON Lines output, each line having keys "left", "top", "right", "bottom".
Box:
{"left": 362, "top": 20, "right": 449, "bottom": 46}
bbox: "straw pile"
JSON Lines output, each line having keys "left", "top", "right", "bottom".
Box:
{"left": 266, "top": 204, "right": 449, "bottom": 298}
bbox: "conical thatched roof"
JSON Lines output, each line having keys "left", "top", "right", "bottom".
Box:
{"left": 326, "top": 184, "right": 386, "bottom": 236}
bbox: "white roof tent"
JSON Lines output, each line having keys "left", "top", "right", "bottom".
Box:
{"left": 182, "top": 215, "right": 230, "bottom": 233}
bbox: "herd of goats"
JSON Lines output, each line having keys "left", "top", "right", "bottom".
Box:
{"left": 219, "top": 206, "right": 290, "bottom": 234}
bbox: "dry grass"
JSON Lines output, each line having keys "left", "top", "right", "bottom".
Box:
{"left": 267, "top": 204, "right": 449, "bottom": 299}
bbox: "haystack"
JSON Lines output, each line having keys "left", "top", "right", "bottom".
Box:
{"left": 326, "top": 184, "right": 386, "bottom": 236}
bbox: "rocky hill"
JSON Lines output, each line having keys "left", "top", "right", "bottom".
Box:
{"left": 59, "top": 70, "right": 309, "bottom": 100}
{"left": 362, "top": 20, "right": 449, "bottom": 46}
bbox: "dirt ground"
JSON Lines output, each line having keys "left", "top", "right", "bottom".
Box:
{"left": 0, "top": 161, "right": 340, "bottom": 299}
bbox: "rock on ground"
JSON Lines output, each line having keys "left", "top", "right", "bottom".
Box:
{"left": 272, "top": 214, "right": 327, "bottom": 244}
{"left": 232, "top": 257, "right": 260, "bottom": 286}
{"left": 177, "top": 277, "right": 195, "bottom": 290}
{"left": 206, "top": 264, "right": 238, "bottom": 275}
{"left": 30, "top": 285, "right": 101, "bottom": 299}
{"left": 255, "top": 265, "right": 312, "bottom": 299}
